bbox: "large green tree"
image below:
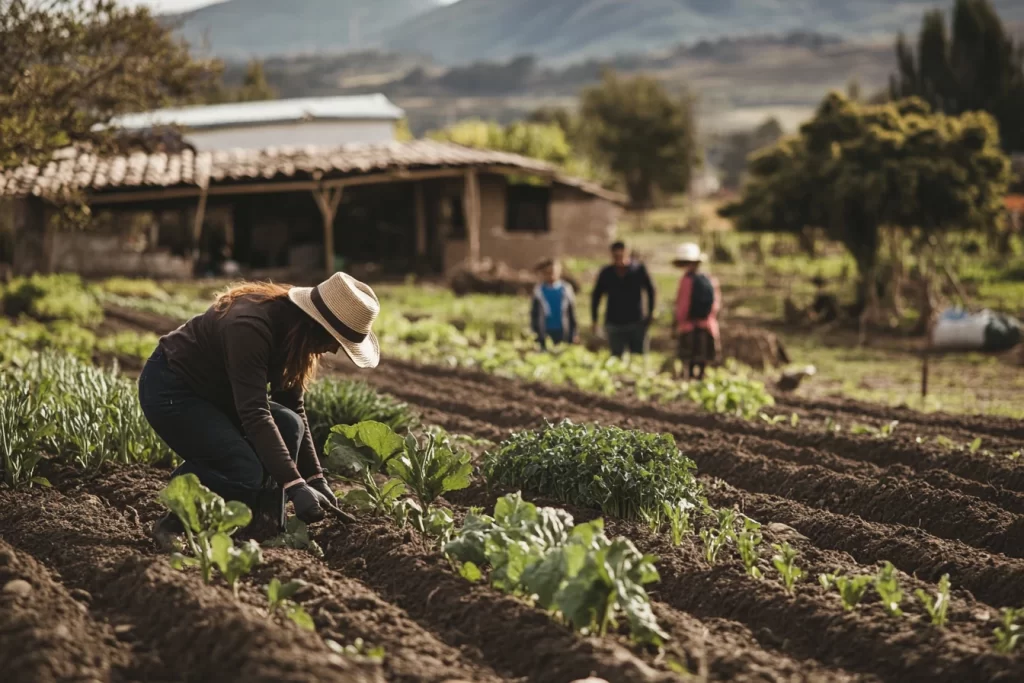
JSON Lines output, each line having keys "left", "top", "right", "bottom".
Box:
{"left": 579, "top": 71, "right": 699, "bottom": 208}
{"left": 0, "top": 0, "right": 217, "bottom": 167}
{"left": 890, "top": 0, "right": 1024, "bottom": 152}
{"left": 721, "top": 92, "right": 1011, "bottom": 305}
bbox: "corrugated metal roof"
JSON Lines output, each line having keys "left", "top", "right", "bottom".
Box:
{"left": 0, "top": 140, "right": 625, "bottom": 204}
{"left": 104, "top": 94, "right": 405, "bottom": 131}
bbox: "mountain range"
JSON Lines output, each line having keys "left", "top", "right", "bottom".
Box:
{"left": 172, "top": 0, "right": 1024, "bottom": 63}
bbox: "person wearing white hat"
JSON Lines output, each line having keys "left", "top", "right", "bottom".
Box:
{"left": 138, "top": 273, "right": 380, "bottom": 549}
{"left": 672, "top": 243, "right": 721, "bottom": 380}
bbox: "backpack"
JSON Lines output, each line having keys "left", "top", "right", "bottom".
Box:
{"left": 688, "top": 273, "right": 715, "bottom": 320}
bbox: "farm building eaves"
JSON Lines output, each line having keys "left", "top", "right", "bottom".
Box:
{"left": 0, "top": 140, "right": 625, "bottom": 204}
{"left": 101, "top": 94, "right": 405, "bottom": 132}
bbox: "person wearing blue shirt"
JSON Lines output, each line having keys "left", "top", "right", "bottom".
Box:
{"left": 531, "top": 259, "right": 578, "bottom": 350}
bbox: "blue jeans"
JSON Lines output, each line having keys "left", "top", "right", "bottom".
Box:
{"left": 606, "top": 322, "right": 648, "bottom": 357}
{"left": 138, "top": 347, "right": 301, "bottom": 516}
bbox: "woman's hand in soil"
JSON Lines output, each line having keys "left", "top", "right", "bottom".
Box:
{"left": 308, "top": 478, "right": 355, "bottom": 521}
{"left": 286, "top": 483, "right": 326, "bottom": 524}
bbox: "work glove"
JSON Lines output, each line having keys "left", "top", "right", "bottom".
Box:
{"left": 309, "top": 477, "right": 357, "bottom": 524}
{"left": 286, "top": 483, "right": 326, "bottom": 524}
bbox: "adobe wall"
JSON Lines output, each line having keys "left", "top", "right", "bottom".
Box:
{"left": 443, "top": 176, "right": 619, "bottom": 273}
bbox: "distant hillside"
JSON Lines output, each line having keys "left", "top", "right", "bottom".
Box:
{"left": 170, "top": 0, "right": 438, "bottom": 57}
{"left": 383, "top": 0, "right": 1024, "bottom": 64}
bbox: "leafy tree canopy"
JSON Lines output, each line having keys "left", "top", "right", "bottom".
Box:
{"left": 720, "top": 92, "right": 1011, "bottom": 279}
{"left": 0, "top": 0, "right": 218, "bottom": 168}
{"left": 890, "top": 0, "right": 1024, "bottom": 152}
{"left": 579, "top": 71, "right": 699, "bottom": 208}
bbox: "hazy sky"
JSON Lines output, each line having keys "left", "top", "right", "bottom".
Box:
{"left": 125, "top": 0, "right": 459, "bottom": 12}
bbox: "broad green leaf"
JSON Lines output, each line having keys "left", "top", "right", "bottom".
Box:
{"left": 459, "top": 561, "right": 482, "bottom": 582}
{"left": 339, "top": 489, "right": 375, "bottom": 510}
{"left": 210, "top": 532, "right": 234, "bottom": 573}
{"left": 285, "top": 603, "right": 316, "bottom": 631}
{"left": 494, "top": 493, "right": 537, "bottom": 525}
{"left": 326, "top": 421, "right": 405, "bottom": 473}
{"left": 276, "top": 580, "right": 306, "bottom": 602}
{"left": 159, "top": 474, "right": 205, "bottom": 532}
{"left": 379, "top": 478, "right": 407, "bottom": 504}
{"left": 169, "top": 552, "right": 199, "bottom": 570}
{"left": 267, "top": 578, "right": 282, "bottom": 604}
{"left": 30, "top": 476, "right": 51, "bottom": 488}
{"left": 215, "top": 500, "right": 253, "bottom": 534}
{"left": 521, "top": 546, "right": 569, "bottom": 608}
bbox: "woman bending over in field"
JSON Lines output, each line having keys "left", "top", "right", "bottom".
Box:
{"left": 139, "top": 272, "right": 380, "bottom": 549}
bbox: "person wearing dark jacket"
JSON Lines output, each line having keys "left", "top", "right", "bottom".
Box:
{"left": 591, "top": 241, "right": 656, "bottom": 356}
{"left": 530, "top": 259, "right": 578, "bottom": 350}
{"left": 138, "top": 272, "right": 380, "bottom": 549}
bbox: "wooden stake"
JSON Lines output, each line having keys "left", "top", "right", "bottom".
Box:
{"left": 414, "top": 182, "right": 427, "bottom": 260}
{"left": 314, "top": 186, "right": 343, "bottom": 275}
{"left": 463, "top": 169, "right": 480, "bottom": 263}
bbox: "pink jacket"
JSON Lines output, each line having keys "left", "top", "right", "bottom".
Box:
{"left": 675, "top": 273, "right": 721, "bottom": 339}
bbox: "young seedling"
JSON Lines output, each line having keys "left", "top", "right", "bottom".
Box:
{"left": 915, "top": 574, "right": 951, "bottom": 628}
{"left": 662, "top": 499, "right": 694, "bottom": 546}
{"left": 700, "top": 509, "right": 737, "bottom": 566}
{"left": 265, "top": 516, "right": 323, "bottom": 559}
{"left": 326, "top": 638, "right": 386, "bottom": 663}
{"left": 266, "top": 578, "right": 315, "bottom": 631}
{"left": 387, "top": 430, "right": 473, "bottom": 507}
{"left": 993, "top": 607, "right": 1021, "bottom": 654}
{"left": 772, "top": 542, "right": 803, "bottom": 595}
{"left": 734, "top": 518, "right": 763, "bottom": 579}
{"left": 159, "top": 473, "right": 260, "bottom": 589}
{"left": 873, "top": 561, "right": 904, "bottom": 617}
{"left": 968, "top": 437, "right": 983, "bottom": 454}
{"left": 819, "top": 573, "right": 872, "bottom": 611}
{"left": 759, "top": 413, "right": 787, "bottom": 426}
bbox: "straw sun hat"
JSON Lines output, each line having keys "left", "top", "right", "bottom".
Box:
{"left": 289, "top": 272, "right": 380, "bottom": 369}
{"left": 671, "top": 242, "right": 707, "bottom": 266}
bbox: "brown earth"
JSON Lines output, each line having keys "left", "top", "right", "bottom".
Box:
{"left": 2, "top": 309, "right": 1022, "bottom": 681}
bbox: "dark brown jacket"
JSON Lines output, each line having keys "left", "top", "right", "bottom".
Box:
{"left": 160, "top": 295, "right": 321, "bottom": 486}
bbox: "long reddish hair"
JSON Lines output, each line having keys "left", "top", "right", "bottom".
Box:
{"left": 214, "top": 282, "right": 323, "bottom": 390}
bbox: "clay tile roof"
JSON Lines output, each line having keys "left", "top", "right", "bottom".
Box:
{"left": 0, "top": 140, "right": 624, "bottom": 204}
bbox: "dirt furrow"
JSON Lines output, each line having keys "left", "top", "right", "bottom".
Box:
{"left": 704, "top": 479, "right": 1024, "bottom": 609}
{"left": 0, "top": 486, "right": 382, "bottom": 683}
{"left": 691, "top": 445, "right": 1023, "bottom": 557}
{"left": 0, "top": 541, "right": 132, "bottom": 683}
{"left": 316, "top": 515, "right": 680, "bottom": 683}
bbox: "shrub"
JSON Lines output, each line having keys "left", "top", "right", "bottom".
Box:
{"left": 306, "top": 378, "right": 419, "bottom": 452}
{"left": 483, "top": 420, "right": 705, "bottom": 523}
{"left": 100, "top": 277, "right": 169, "bottom": 300}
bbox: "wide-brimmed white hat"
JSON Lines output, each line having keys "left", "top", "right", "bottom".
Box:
{"left": 288, "top": 272, "right": 380, "bottom": 369}
{"left": 672, "top": 242, "right": 706, "bottom": 265}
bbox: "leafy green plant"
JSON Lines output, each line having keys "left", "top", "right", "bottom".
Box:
{"left": 0, "top": 371, "right": 56, "bottom": 488}
{"left": 819, "top": 573, "right": 872, "bottom": 611}
{"left": 772, "top": 543, "right": 803, "bottom": 595}
{"left": 915, "top": 574, "right": 951, "bottom": 628}
{"left": 96, "top": 331, "right": 160, "bottom": 362}
{"left": 266, "top": 578, "right": 315, "bottom": 631}
{"left": 484, "top": 420, "right": 705, "bottom": 525}
{"left": 734, "top": 517, "right": 763, "bottom": 579}
{"left": 325, "top": 421, "right": 407, "bottom": 515}
{"left": 445, "top": 493, "right": 668, "bottom": 646}
{"left": 264, "top": 516, "right": 323, "bottom": 559}
{"left": 159, "top": 474, "right": 261, "bottom": 592}
{"left": 2, "top": 274, "right": 103, "bottom": 327}
{"left": 993, "top": 607, "right": 1021, "bottom": 654}
{"left": 306, "top": 378, "right": 419, "bottom": 452}
{"left": 684, "top": 371, "right": 775, "bottom": 419}
{"left": 969, "top": 437, "right": 983, "bottom": 454}
{"left": 700, "top": 508, "right": 738, "bottom": 566}
{"left": 662, "top": 499, "right": 694, "bottom": 546}
{"left": 849, "top": 420, "right": 899, "bottom": 438}
{"left": 387, "top": 430, "right": 473, "bottom": 506}
{"left": 873, "top": 561, "right": 904, "bottom": 617}
{"left": 759, "top": 413, "right": 786, "bottom": 426}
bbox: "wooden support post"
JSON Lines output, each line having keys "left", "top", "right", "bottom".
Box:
{"left": 313, "top": 186, "right": 344, "bottom": 275}
{"left": 463, "top": 169, "right": 481, "bottom": 263}
{"left": 414, "top": 182, "right": 427, "bottom": 260}
{"left": 921, "top": 348, "right": 930, "bottom": 401}
{"left": 192, "top": 187, "right": 209, "bottom": 253}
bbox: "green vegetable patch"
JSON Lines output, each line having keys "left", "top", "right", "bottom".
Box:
{"left": 484, "top": 420, "right": 705, "bottom": 524}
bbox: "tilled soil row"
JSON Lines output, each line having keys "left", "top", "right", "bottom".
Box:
{"left": 0, "top": 486, "right": 381, "bottom": 683}
{"left": 0, "top": 541, "right": 132, "bottom": 683}
{"left": 773, "top": 393, "right": 1024, "bottom": 442}
{"left": 704, "top": 480, "right": 1024, "bottom": 609}
{"left": 331, "top": 359, "right": 1023, "bottom": 556}
{"left": 316, "top": 501, "right": 874, "bottom": 683}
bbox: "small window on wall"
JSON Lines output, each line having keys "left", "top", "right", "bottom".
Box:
{"left": 506, "top": 183, "right": 551, "bottom": 233}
